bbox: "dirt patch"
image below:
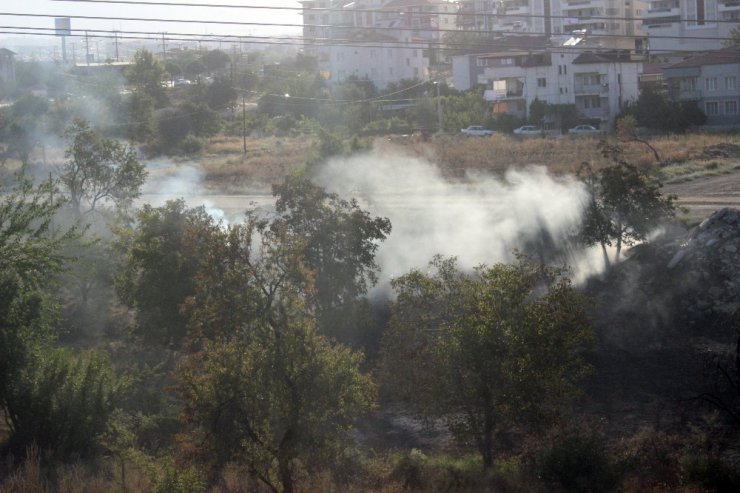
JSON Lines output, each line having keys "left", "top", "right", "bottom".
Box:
{"left": 701, "top": 143, "right": 740, "bottom": 160}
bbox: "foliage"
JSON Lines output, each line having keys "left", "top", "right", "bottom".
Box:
{"left": 204, "top": 76, "right": 237, "bottom": 110}
{"left": 270, "top": 176, "right": 391, "bottom": 340}
{"left": 178, "top": 318, "right": 376, "bottom": 493}
{"left": 0, "top": 94, "right": 49, "bottom": 164}
{"left": 620, "top": 86, "right": 706, "bottom": 132}
{"left": 126, "top": 49, "right": 168, "bottom": 108}
{"left": 578, "top": 148, "right": 677, "bottom": 265}
{"left": 116, "top": 200, "right": 220, "bottom": 346}
{"left": 3, "top": 348, "right": 120, "bottom": 458}
{"left": 0, "top": 171, "right": 74, "bottom": 408}
{"left": 60, "top": 119, "right": 147, "bottom": 218}
{"left": 536, "top": 428, "right": 619, "bottom": 493}
{"left": 201, "top": 49, "right": 231, "bottom": 73}
{"left": 727, "top": 26, "right": 740, "bottom": 46}
{"left": 380, "top": 256, "right": 594, "bottom": 468}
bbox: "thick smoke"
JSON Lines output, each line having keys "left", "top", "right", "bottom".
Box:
{"left": 142, "top": 161, "right": 233, "bottom": 224}
{"left": 312, "top": 152, "right": 604, "bottom": 290}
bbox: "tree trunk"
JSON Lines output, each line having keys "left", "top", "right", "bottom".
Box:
{"left": 278, "top": 456, "right": 294, "bottom": 493}
{"left": 481, "top": 410, "right": 495, "bottom": 469}
{"left": 600, "top": 242, "right": 611, "bottom": 269}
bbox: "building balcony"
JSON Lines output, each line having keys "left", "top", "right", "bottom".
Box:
{"left": 565, "top": 0, "right": 602, "bottom": 6}
{"left": 668, "top": 89, "right": 702, "bottom": 101}
{"left": 578, "top": 107, "right": 610, "bottom": 119}
{"left": 644, "top": 7, "right": 681, "bottom": 17}
{"left": 505, "top": 6, "right": 530, "bottom": 15}
{"left": 719, "top": 0, "right": 740, "bottom": 11}
{"left": 574, "top": 83, "right": 609, "bottom": 94}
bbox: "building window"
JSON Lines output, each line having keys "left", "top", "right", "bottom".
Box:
{"left": 563, "top": 65, "right": 567, "bottom": 75}
{"left": 705, "top": 101, "right": 719, "bottom": 115}
{"left": 726, "top": 76, "right": 737, "bottom": 90}
{"left": 537, "top": 78, "right": 546, "bottom": 87}
{"left": 705, "top": 77, "right": 717, "bottom": 91}
{"left": 558, "top": 65, "right": 562, "bottom": 75}
{"left": 726, "top": 100, "right": 738, "bottom": 115}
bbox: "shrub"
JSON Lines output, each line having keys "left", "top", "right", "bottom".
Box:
{"left": 537, "top": 429, "right": 619, "bottom": 493}
{"left": 179, "top": 135, "right": 203, "bottom": 154}
{"left": 681, "top": 456, "right": 740, "bottom": 492}
{"left": 4, "top": 348, "right": 119, "bottom": 459}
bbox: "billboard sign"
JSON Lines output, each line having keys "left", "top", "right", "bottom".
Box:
{"left": 55, "top": 17, "right": 71, "bottom": 36}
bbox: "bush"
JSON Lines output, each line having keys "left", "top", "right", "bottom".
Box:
{"left": 537, "top": 430, "right": 619, "bottom": 493}
{"left": 5, "top": 349, "right": 119, "bottom": 458}
{"left": 681, "top": 456, "right": 740, "bottom": 492}
{"left": 179, "top": 135, "right": 203, "bottom": 154}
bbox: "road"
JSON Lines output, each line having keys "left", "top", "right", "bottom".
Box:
{"left": 663, "top": 169, "right": 740, "bottom": 220}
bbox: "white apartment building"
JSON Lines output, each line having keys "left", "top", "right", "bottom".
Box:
{"left": 456, "top": 0, "right": 646, "bottom": 38}
{"left": 319, "top": 34, "right": 430, "bottom": 87}
{"left": 662, "top": 44, "right": 740, "bottom": 126}
{"left": 642, "top": 0, "right": 739, "bottom": 52}
{"left": 303, "top": 0, "right": 454, "bottom": 87}
{"left": 465, "top": 43, "right": 642, "bottom": 128}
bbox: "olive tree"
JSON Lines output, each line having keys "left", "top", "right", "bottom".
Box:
{"left": 380, "top": 256, "right": 594, "bottom": 468}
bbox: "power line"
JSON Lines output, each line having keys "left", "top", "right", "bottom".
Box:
{"left": 1, "top": 23, "right": 737, "bottom": 57}
{"left": 50, "top": 0, "right": 740, "bottom": 25}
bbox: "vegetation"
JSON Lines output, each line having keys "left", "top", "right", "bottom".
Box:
{"left": 381, "top": 256, "right": 593, "bottom": 468}
{"left": 2, "top": 44, "right": 740, "bottom": 493}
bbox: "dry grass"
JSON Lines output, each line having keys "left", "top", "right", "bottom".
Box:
{"left": 198, "top": 136, "right": 313, "bottom": 193}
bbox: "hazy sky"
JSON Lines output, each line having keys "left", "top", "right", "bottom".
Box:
{"left": 1, "top": 0, "right": 304, "bottom": 41}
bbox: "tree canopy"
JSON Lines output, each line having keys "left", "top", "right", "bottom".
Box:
{"left": 380, "top": 256, "right": 594, "bottom": 468}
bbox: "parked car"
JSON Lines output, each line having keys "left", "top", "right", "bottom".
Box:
{"left": 568, "top": 124, "right": 601, "bottom": 136}
{"left": 513, "top": 125, "right": 542, "bottom": 136}
{"left": 461, "top": 125, "right": 495, "bottom": 137}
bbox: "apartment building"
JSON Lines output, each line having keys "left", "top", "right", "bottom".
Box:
{"left": 455, "top": 0, "right": 645, "bottom": 38}
{"left": 642, "top": 0, "right": 738, "bottom": 52}
{"left": 456, "top": 40, "right": 642, "bottom": 128}
{"left": 662, "top": 44, "right": 740, "bottom": 125}
{"left": 302, "top": 0, "right": 454, "bottom": 87}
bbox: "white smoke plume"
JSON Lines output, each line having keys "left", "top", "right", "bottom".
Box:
{"left": 312, "top": 152, "right": 604, "bottom": 289}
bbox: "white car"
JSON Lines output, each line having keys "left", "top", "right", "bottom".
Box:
{"left": 513, "top": 125, "right": 542, "bottom": 135}
{"left": 461, "top": 125, "right": 495, "bottom": 137}
{"left": 568, "top": 124, "right": 601, "bottom": 136}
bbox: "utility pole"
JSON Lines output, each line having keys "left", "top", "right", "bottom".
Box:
{"left": 114, "top": 31, "right": 120, "bottom": 62}
{"left": 85, "top": 31, "right": 90, "bottom": 65}
{"left": 435, "top": 80, "right": 443, "bottom": 133}
{"left": 161, "top": 33, "right": 167, "bottom": 59}
{"left": 242, "top": 95, "right": 247, "bottom": 154}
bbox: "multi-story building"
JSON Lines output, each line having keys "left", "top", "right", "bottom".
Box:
{"left": 454, "top": 39, "right": 643, "bottom": 129}
{"left": 662, "top": 44, "right": 740, "bottom": 126}
{"left": 455, "top": 0, "right": 645, "bottom": 37}
{"left": 642, "top": 0, "right": 738, "bottom": 52}
{"left": 304, "top": 0, "right": 455, "bottom": 88}
{"left": 320, "top": 32, "right": 430, "bottom": 86}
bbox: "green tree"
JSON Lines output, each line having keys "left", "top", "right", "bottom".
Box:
{"left": 116, "top": 200, "right": 219, "bottom": 346}
{"left": 126, "top": 49, "right": 168, "bottom": 108}
{"left": 270, "top": 177, "right": 391, "bottom": 340}
{"left": 380, "top": 256, "right": 594, "bottom": 469}
{"left": 201, "top": 49, "right": 231, "bottom": 73}
{"left": 0, "top": 172, "right": 72, "bottom": 410}
{"left": 579, "top": 149, "right": 677, "bottom": 266}
{"left": 205, "top": 76, "right": 237, "bottom": 110}
{"left": 1, "top": 94, "right": 49, "bottom": 164}
{"left": 177, "top": 215, "right": 375, "bottom": 492}
{"left": 4, "top": 348, "right": 119, "bottom": 458}
{"left": 621, "top": 86, "right": 706, "bottom": 132}
{"left": 60, "top": 119, "right": 147, "bottom": 219}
